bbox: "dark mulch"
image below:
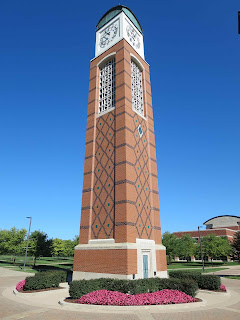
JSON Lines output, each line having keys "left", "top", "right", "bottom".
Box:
{"left": 64, "top": 297, "right": 78, "bottom": 303}
{"left": 19, "top": 287, "right": 65, "bottom": 293}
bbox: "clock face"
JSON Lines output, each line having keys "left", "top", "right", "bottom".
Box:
{"left": 99, "top": 23, "right": 118, "bottom": 48}
{"left": 126, "top": 25, "right": 140, "bottom": 49}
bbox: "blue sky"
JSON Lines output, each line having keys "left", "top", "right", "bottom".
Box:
{"left": 0, "top": 0, "right": 239, "bottom": 240}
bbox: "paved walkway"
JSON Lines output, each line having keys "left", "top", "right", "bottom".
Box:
{"left": 0, "top": 266, "right": 240, "bottom": 320}
{"left": 210, "top": 265, "right": 240, "bottom": 276}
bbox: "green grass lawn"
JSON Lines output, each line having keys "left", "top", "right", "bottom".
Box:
{"left": 1, "top": 255, "right": 238, "bottom": 275}
{"left": 0, "top": 255, "right": 74, "bottom": 274}
{"left": 167, "top": 261, "right": 240, "bottom": 270}
{"left": 167, "top": 263, "right": 202, "bottom": 269}
{"left": 227, "top": 276, "right": 240, "bottom": 280}
{"left": 167, "top": 267, "right": 229, "bottom": 274}
{"left": 166, "top": 261, "right": 239, "bottom": 274}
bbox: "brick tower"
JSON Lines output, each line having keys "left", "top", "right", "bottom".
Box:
{"left": 73, "top": 5, "right": 167, "bottom": 280}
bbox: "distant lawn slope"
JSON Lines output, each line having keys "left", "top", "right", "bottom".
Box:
{"left": 167, "top": 261, "right": 239, "bottom": 269}
{"left": 167, "top": 267, "right": 229, "bottom": 274}
{"left": 1, "top": 255, "right": 238, "bottom": 275}
{"left": 0, "top": 255, "right": 74, "bottom": 273}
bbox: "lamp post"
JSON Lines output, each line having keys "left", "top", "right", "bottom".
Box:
{"left": 198, "top": 226, "right": 204, "bottom": 272}
{"left": 23, "top": 217, "right": 32, "bottom": 271}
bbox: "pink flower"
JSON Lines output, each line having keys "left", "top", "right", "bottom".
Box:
{"left": 76, "top": 289, "right": 197, "bottom": 306}
{"left": 16, "top": 280, "right": 25, "bottom": 292}
{"left": 220, "top": 284, "right": 227, "bottom": 292}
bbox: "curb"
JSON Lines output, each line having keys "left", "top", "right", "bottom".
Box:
{"left": 13, "top": 288, "right": 18, "bottom": 295}
{"left": 13, "top": 283, "right": 69, "bottom": 296}
{"left": 58, "top": 298, "right": 207, "bottom": 312}
{"left": 200, "top": 289, "right": 230, "bottom": 296}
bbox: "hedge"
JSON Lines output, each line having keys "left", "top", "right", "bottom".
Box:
{"left": 197, "top": 274, "right": 221, "bottom": 290}
{"left": 35, "top": 270, "right": 67, "bottom": 281}
{"left": 169, "top": 270, "right": 202, "bottom": 282}
{"left": 24, "top": 270, "right": 67, "bottom": 291}
{"left": 69, "top": 277, "right": 198, "bottom": 299}
{"left": 169, "top": 271, "right": 221, "bottom": 290}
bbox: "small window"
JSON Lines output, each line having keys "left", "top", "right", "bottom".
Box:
{"left": 138, "top": 124, "right": 143, "bottom": 138}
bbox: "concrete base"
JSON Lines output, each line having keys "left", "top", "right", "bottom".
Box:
{"left": 73, "top": 270, "right": 168, "bottom": 281}
{"left": 73, "top": 271, "right": 134, "bottom": 280}
{"left": 73, "top": 238, "right": 167, "bottom": 281}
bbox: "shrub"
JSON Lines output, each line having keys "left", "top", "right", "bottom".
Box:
{"left": 16, "top": 280, "right": 25, "bottom": 292}
{"left": 35, "top": 270, "right": 67, "bottom": 282}
{"left": 169, "top": 270, "right": 221, "bottom": 290}
{"left": 76, "top": 289, "right": 197, "bottom": 306}
{"left": 169, "top": 270, "right": 202, "bottom": 282}
{"left": 24, "top": 270, "right": 67, "bottom": 291}
{"left": 69, "top": 277, "right": 198, "bottom": 299}
{"left": 151, "top": 278, "right": 198, "bottom": 297}
{"left": 197, "top": 275, "right": 221, "bottom": 290}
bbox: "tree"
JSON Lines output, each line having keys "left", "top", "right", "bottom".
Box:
{"left": 72, "top": 235, "right": 79, "bottom": 247}
{"left": 162, "top": 232, "right": 178, "bottom": 264}
{"left": 193, "top": 242, "right": 200, "bottom": 260}
{"left": 232, "top": 231, "right": 240, "bottom": 261}
{"left": 214, "top": 236, "right": 232, "bottom": 263}
{"left": 51, "top": 236, "right": 79, "bottom": 257}
{"left": 0, "top": 227, "right": 27, "bottom": 264}
{"left": 176, "top": 234, "right": 195, "bottom": 261}
{"left": 201, "top": 234, "right": 232, "bottom": 266}
{"left": 64, "top": 235, "right": 79, "bottom": 256}
{"left": 63, "top": 240, "right": 75, "bottom": 257}
{"left": 29, "top": 230, "right": 52, "bottom": 266}
{"left": 51, "top": 238, "right": 66, "bottom": 257}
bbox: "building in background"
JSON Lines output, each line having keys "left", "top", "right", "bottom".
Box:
{"left": 73, "top": 5, "right": 167, "bottom": 280}
{"left": 174, "top": 215, "right": 240, "bottom": 243}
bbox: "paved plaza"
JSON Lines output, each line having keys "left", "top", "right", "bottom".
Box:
{"left": 0, "top": 266, "right": 240, "bottom": 320}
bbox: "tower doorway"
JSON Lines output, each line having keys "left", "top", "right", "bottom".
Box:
{"left": 143, "top": 254, "right": 149, "bottom": 278}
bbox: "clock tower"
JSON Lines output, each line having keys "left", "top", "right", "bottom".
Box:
{"left": 73, "top": 5, "right": 167, "bottom": 280}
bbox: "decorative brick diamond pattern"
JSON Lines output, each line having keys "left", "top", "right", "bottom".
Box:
{"left": 91, "top": 111, "right": 115, "bottom": 239}
{"left": 131, "top": 113, "right": 152, "bottom": 239}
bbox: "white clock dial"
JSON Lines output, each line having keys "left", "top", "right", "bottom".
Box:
{"left": 99, "top": 23, "right": 118, "bottom": 48}
{"left": 126, "top": 25, "right": 140, "bottom": 49}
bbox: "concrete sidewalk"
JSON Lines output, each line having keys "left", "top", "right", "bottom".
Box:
{"left": 0, "top": 267, "right": 33, "bottom": 278}
{"left": 1, "top": 266, "right": 240, "bottom": 320}
{"left": 210, "top": 265, "right": 240, "bottom": 276}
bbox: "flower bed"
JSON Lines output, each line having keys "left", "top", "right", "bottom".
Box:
{"left": 16, "top": 280, "right": 25, "bottom": 292}
{"left": 76, "top": 289, "right": 197, "bottom": 306}
{"left": 220, "top": 284, "right": 227, "bottom": 292}
{"left": 69, "top": 277, "right": 198, "bottom": 299}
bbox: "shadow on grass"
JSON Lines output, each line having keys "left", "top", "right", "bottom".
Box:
{"left": 32, "top": 264, "right": 72, "bottom": 271}
{"left": 0, "top": 261, "right": 14, "bottom": 266}
{"left": 32, "top": 264, "right": 73, "bottom": 282}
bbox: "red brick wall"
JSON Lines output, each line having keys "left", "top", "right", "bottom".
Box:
{"left": 74, "top": 38, "right": 166, "bottom": 275}
{"left": 173, "top": 228, "right": 235, "bottom": 241}
{"left": 73, "top": 249, "right": 137, "bottom": 275}
{"left": 79, "top": 39, "right": 162, "bottom": 245}
{"left": 156, "top": 250, "right": 167, "bottom": 271}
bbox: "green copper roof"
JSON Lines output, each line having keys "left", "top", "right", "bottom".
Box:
{"left": 96, "top": 5, "right": 143, "bottom": 33}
